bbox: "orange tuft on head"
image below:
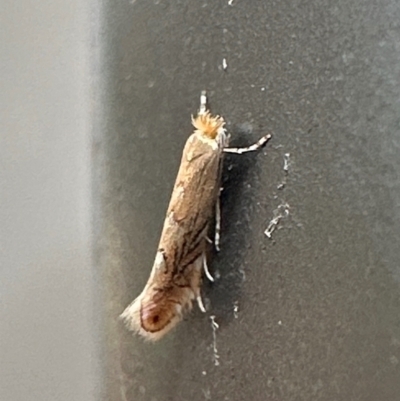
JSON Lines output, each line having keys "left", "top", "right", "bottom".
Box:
{"left": 191, "top": 111, "right": 225, "bottom": 139}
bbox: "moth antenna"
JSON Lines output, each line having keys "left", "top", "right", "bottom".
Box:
{"left": 199, "top": 90, "right": 207, "bottom": 115}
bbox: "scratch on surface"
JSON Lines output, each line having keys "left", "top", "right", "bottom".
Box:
{"left": 117, "top": 337, "right": 134, "bottom": 401}
{"left": 210, "top": 315, "right": 220, "bottom": 366}
{"left": 233, "top": 301, "right": 239, "bottom": 319}
{"left": 264, "top": 203, "right": 290, "bottom": 238}
{"left": 277, "top": 152, "right": 291, "bottom": 189}
{"left": 283, "top": 152, "right": 291, "bottom": 173}
{"left": 118, "top": 374, "right": 129, "bottom": 401}
{"left": 202, "top": 388, "right": 211, "bottom": 400}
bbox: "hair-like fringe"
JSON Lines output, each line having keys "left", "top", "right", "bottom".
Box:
{"left": 191, "top": 111, "right": 225, "bottom": 139}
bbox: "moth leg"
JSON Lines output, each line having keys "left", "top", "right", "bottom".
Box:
{"left": 223, "top": 134, "right": 272, "bottom": 154}
{"left": 196, "top": 294, "right": 206, "bottom": 313}
{"left": 203, "top": 252, "right": 214, "bottom": 282}
{"left": 191, "top": 254, "right": 207, "bottom": 313}
{"left": 205, "top": 236, "right": 213, "bottom": 244}
{"left": 215, "top": 194, "right": 221, "bottom": 251}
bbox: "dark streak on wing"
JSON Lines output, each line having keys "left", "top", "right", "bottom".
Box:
{"left": 179, "top": 248, "right": 203, "bottom": 274}
{"left": 179, "top": 220, "right": 208, "bottom": 263}
{"left": 160, "top": 132, "right": 223, "bottom": 283}
{"left": 175, "top": 158, "right": 216, "bottom": 274}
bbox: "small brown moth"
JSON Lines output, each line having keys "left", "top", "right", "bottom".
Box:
{"left": 120, "top": 91, "right": 271, "bottom": 340}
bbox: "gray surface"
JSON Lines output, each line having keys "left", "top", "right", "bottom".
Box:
{"left": 2, "top": 0, "right": 400, "bottom": 400}
{"left": 1, "top": 1, "right": 99, "bottom": 400}
{"left": 98, "top": 0, "right": 400, "bottom": 400}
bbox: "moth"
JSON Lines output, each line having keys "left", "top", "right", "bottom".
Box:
{"left": 120, "top": 91, "right": 271, "bottom": 340}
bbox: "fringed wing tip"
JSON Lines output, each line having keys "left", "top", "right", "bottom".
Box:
{"left": 120, "top": 300, "right": 142, "bottom": 333}
{"left": 192, "top": 112, "right": 225, "bottom": 139}
{"left": 120, "top": 303, "right": 158, "bottom": 341}
{"left": 120, "top": 297, "right": 184, "bottom": 342}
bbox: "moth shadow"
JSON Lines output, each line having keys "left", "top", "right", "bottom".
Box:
{"left": 204, "top": 126, "right": 265, "bottom": 326}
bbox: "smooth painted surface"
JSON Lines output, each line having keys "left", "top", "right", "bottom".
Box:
{"left": 2, "top": 0, "right": 400, "bottom": 400}
{"left": 97, "top": 1, "right": 400, "bottom": 400}
{"left": 1, "top": 1, "right": 100, "bottom": 400}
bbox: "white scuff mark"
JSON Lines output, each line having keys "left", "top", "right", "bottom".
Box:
{"left": 264, "top": 203, "right": 290, "bottom": 239}
{"left": 210, "top": 315, "right": 220, "bottom": 366}
{"left": 278, "top": 320, "right": 282, "bottom": 325}
{"left": 118, "top": 374, "right": 130, "bottom": 401}
{"left": 238, "top": 267, "right": 246, "bottom": 282}
{"left": 228, "top": 0, "right": 234, "bottom": 5}
{"left": 202, "top": 388, "right": 211, "bottom": 400}
{"left": 277, "top": 152, "right": 291, "bottom": 189}
{"left": 233, "top": 301, "right": 239, "bottom": 319}
{"left": 222, "top": 58, "right": 228, "bottom": 70}
{"left": 283, "top": 153, "right": 291, "bottom": 173}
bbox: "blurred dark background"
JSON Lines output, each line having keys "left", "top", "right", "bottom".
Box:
{"left": 2, "top": 0, "right": 400, "bottom": 400}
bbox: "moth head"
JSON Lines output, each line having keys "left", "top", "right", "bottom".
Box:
{"left": 191, "top": 111, "right": 225, "bottom": 139}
